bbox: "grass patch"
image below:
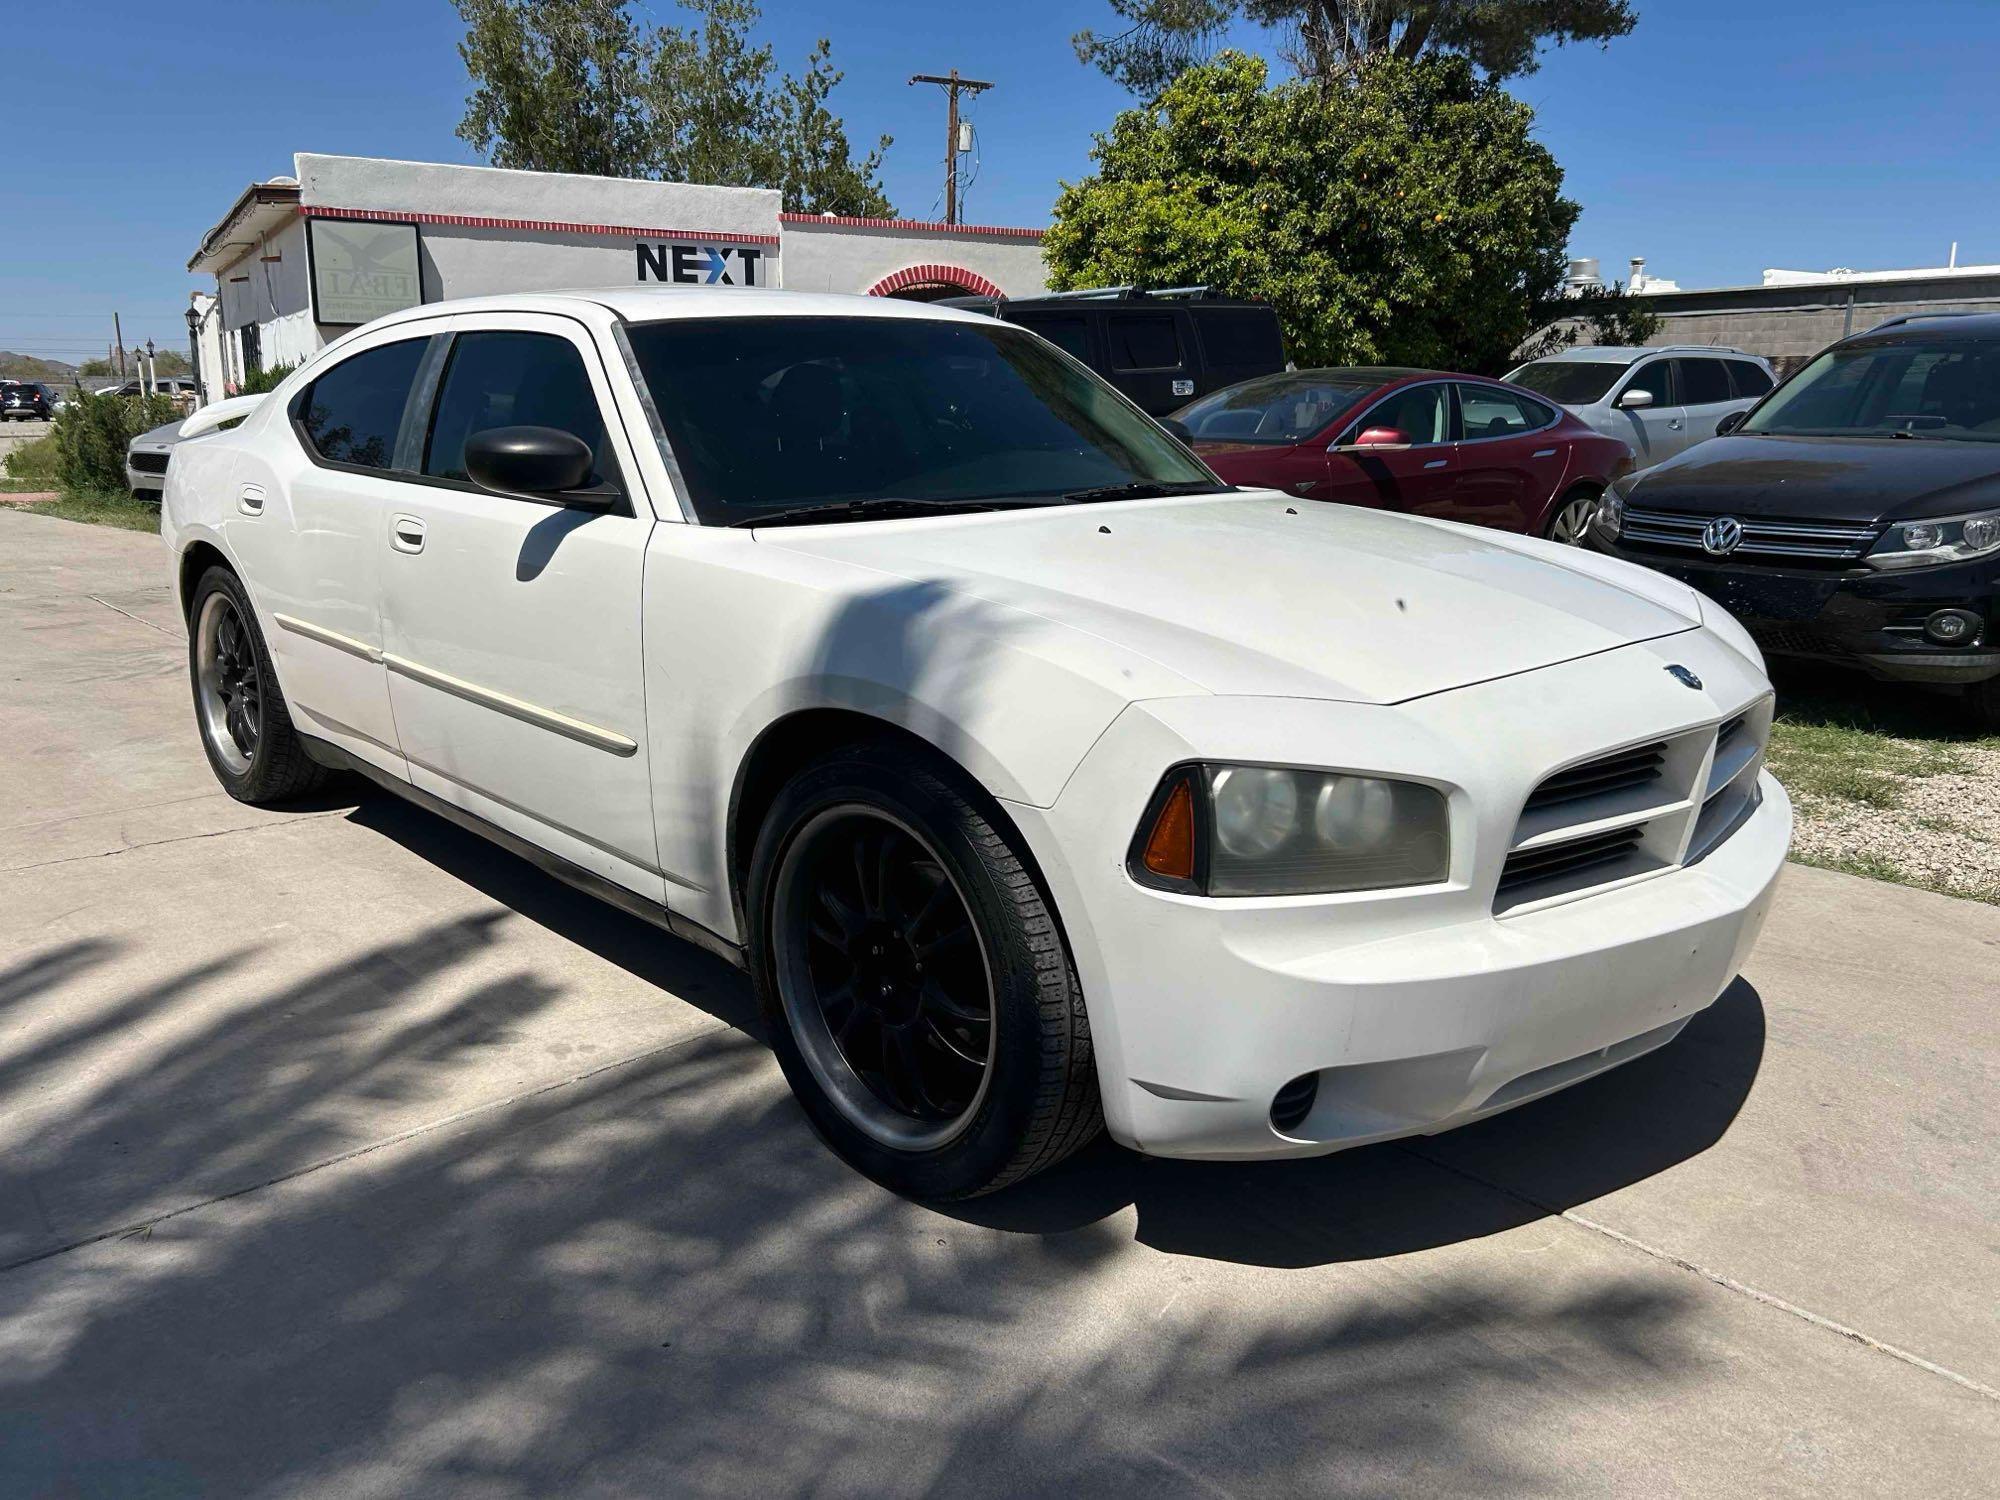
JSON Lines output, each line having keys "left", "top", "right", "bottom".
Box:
{"left": 9, "top": 488, "right": 160, "bottom": 532}
{"left": 1765, "top": 666, "right": 1991, "bottom": 812}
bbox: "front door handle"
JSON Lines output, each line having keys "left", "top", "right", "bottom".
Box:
{"left": 1423, "top": 458, "right": 1449, "bottom": 469}
{"left": 391, "top": 515, "right": 427, "bottom": 554}
{"left": 237, "top": 484, "right": 264, "bottom": 516}
{"left": 1667, "top": 418, "right": 1684, "bottom": 430}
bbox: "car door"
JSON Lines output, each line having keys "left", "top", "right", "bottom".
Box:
{"left": 1319, "top": 380, "right": 1460, "bottom": 515}
{"left": 1672, "top": 356, "right": 1739, "bottom": 451}
{"left": 1448, "top": 383, "right": 1567, "bottom": 531}
{"left": 231, "top": 326, "right": 438, "bottom": 779}
{"left": 1611, "top": 358, "right": 1685, "bottom": 467}
{"left": 1101, "top": 308, "right": 1196, "bottom": 415}
{"left": 377, "top": 312, "right": 662, "bottom": 900}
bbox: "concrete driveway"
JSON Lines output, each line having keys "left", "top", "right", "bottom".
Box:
{"left": 1, "top": 508, "right": 1994, "bottom": 1496}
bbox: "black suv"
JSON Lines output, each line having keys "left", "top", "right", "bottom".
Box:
{"left": 945, "top": 287, "right": 1287, "bottom": 416}
{"left": 1593, "top": 311, "right": 2000, "bottom": 723}
{"left": 2, "top": 381, "right": 55, "bottom": 420}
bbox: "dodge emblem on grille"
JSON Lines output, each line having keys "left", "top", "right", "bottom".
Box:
{"left": 1701, "top": 515, "right": 1744, "bottom": 556}
{"left": 1665, "top": 664, "right": 1703, "bottom": 690}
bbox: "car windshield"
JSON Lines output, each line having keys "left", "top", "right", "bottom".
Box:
{"left": 623, "top": 314, "right": 1223, "bottom": 524}
{"left": 1744, "top": 337, "right": 2000, "bottom": 441}
{"left": 1504, "top": 360, "right": 1626, "bottom": 404}
{"left": 1174, "top": 371, "right": 1379, "bottom": 444}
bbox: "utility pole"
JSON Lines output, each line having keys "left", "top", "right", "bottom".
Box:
{"left": 908, "top": 69, "right": 993, "bottom": 225}
{"left": 113, "top": 312, "right": 126, "bottom": 377}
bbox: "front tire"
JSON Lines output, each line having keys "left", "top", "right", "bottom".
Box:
{"left": 188, "top": 565, "right": 326, "bottom": 804}
{"left": 746, "top": 744, "right": 1102, "bottom": 1198}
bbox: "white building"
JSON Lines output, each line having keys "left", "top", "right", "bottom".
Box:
{"left": 188, "top": 153, "right": 1050, "bottom": 395}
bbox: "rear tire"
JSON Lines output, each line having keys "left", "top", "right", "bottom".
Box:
{"left": 746, "top": 743, "right": 1102, "bottom": 1198}
{"left": 187, "top": 565, "right": 327, "bottom": 805}
{"left": 1544, "top": 486, "right": 1603, "bottom": 546}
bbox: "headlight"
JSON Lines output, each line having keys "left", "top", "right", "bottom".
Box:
{"left": 1597, "top": 486, "right": 1628, "bottom": 539}
{"left": 1131, "top": 763, "right": 1450, "bottom": 896}
{"left": 1864, "top": 507, "right": 2000, "bottom": 570}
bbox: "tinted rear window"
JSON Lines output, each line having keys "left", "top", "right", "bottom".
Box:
{"left": 1505, "top": 360, "right": 1624, "bottom": 404}
{"left": 1107, "top": 313, "right": 1182, "bottom": 370}
{"left": 1193, "top": 308, "right": 1284, "bottom": 369}
{"left": 1727, "top": 360, "right": 1774, "bottom": 398}
{"left": 296, "top": 338, "right": 427, "bottom": 470}
{"left": 1674, "top": 357, "right": 1733, "bottom": 406}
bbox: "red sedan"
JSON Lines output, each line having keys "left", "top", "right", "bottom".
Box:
{"left": 1174, "top": 367, "right": 1634, "bottom": 544}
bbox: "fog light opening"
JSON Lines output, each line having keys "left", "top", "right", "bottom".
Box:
{"left": 1270, "top": 1072, "right": 1320, "bottom": 1134}
{"left": 1924, "top": 608, "right": 1982, "bottom": 646}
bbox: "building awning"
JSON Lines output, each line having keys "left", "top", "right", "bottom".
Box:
{"left": 188, "top": 180, "right": 302, "bottom": 274}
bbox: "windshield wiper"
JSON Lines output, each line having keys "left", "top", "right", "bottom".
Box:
{"left": 1058, "top": 480, "right": 1226, "bottom": 504}
{"left": 729, "top": 497, "right": 1015, "bottom": 529}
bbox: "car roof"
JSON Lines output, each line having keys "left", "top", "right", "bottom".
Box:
{"left": 1522, "top": 345, "right": 1763, "bottom": 366}
{"left": 1845, "top": 310, "right": 2000, "bottom": 345}
{"left": 361, "top": 286, "right": 999, "bottom": 332}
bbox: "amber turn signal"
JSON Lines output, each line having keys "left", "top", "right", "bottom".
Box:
{"left": 1141, "top": 777, "right": 1197, "bottom": 882}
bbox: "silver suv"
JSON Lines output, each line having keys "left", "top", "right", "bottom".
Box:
{"left": 1504, "top": 346, "right": 1776, "bottom": 470}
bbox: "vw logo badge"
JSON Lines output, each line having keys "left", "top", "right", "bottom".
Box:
{"left": 1666, "top": 664, "right": 1703, "bottom": 690}
{"left": 1701, "top": 515, "right": 1745, "bottom": 556}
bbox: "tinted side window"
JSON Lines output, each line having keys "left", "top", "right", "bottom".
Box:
{"left": 1624, "top": 362, "right": 1673, "bottom": 404}
{"left": 1359, "top": 384, "right": 1450, "bottom": 445}
{"left": 423, "top": 330, "right": 616, "bottom": 488}
{"left": 1107, "top": 313, "right": 1183, "bottom": 371}
{"left": 1727, "top": 360, "right": 1774, "bottom": 398}
{"left": 1458, "top": 384, "right": 1549, "bottom": 438}
{"left": 1194, "top": 308, "right": 1284, "bottom": 368}
{"left": 297, "top": 338, "right": 428, "bottom": 470}
{"left": 1013, "top": 314, "right": 1091, "bottom": 363}
{"left": 1675, "top": 358, "right": 1733, "bottom": 406}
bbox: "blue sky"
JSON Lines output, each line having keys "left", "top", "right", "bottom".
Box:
{"left": 4, "top": 1, "right": 1998, "bottom": 366}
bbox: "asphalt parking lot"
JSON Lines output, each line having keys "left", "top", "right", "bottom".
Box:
{"left": 1, "top": 508, "right": 1995, "bottom": 1496}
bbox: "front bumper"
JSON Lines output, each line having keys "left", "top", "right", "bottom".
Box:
{"left": 1008, "top": 629, "right": 1790, "bottom": 1160}
{"left": 1598, "top": 542, "right": 2000, "bottom": 684}
{"left": 125, "top": 464, "right": 165, "bottom": 496}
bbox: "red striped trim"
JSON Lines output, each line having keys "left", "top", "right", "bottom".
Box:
{"left": 781, "top": 211, "right": 1043, "bottom": 241}
{"left": 867, "top": 264, "right": 1006, "bottom": 299}
{"left": 300, "top": 203, "right": 782, "bottom": 247}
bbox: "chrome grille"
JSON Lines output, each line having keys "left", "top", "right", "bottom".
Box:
{"left": 1620, "top": 508, "right": 1879, "bottom": 565}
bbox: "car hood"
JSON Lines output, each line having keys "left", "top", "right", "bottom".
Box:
{"left": 765, "top": 493, "right": 1700, "bottom": 703}
{"left": 1631, "top": 433, "right": 2000, "bottom": 523}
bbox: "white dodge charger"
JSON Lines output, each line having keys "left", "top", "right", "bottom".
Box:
{"left": 162, "top": 289, "right": 1791, "bottom": 1198}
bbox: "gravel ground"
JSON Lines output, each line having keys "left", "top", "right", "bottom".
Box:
{"left": 1784, "top": 739, "right": 2000, "bottom": 902}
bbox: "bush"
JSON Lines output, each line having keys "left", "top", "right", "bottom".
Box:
{"left": 49, "top": 391, "right": 180, "bottom": 494}
{"left": 3, "top": 432, "right": 60, "bottom": 482}
{"left": 237, "top": 361, "right": 298, "bottom": 397}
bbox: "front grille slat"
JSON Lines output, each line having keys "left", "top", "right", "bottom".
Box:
{"left": 1498, "top": 824, "right": 1646, "bottom": 894}
{"left": 1523, "top": 743, "right": 1665, "bottom": 814}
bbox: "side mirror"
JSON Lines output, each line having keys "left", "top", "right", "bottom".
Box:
{"left": 1335, "top": 426, "right": 1412, "bottom": 453}
{"left": 1160, "top": 417, "right": 1194, "bottom": 446}
{"left": 464, "top": 425, "right": 600, "bottom": 502}
{"left": 1716, "top": 410, "right": 1747, "bottom": 435}
{"left": 1616, "top": 387, "right": 1655, "bottom": 410}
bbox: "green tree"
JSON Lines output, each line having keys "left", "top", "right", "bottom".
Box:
{"left": 1044, "top": 51, "right": 1581, "bottom": 373}
{"left": 1077, "top": 0, "right": 1636, "bottom": 96}
{"left": 456, "top": 0, "right": 891, "bottom": 214}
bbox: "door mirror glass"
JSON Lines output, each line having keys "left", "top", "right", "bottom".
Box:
{"left": 1716, "top": 409, "right": 1747, "bottom": 435}
{"left": 1616, "top": 387, "right": 1655, "bottom": 410}
{"left": 464, "top": 425, "right": 597, "bottom": 498}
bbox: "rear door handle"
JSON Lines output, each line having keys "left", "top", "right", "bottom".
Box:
{"left": 391, "top": 515, "right": 427, "bottom": 554}
{"left": 237, "top": 484, "right": 264, "bottom": 516}
{"left": 1667, "top": 419, "right": 1684, "bottom": 430}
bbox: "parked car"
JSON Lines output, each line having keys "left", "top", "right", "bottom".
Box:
{"left": 2, "top": 380, "right": 56, "bottom": 420}
{"left": 1594, "top": 312, "right": 2000, "bottom": 726}
{"left": 1177, "top": 367, "right": 1633, "bottom": 543}
{"left": 125, "top": 417, "right": 184, "bottom": 498}
{"left": 98, "top": 376, "right": 199, "bottom": 400}
{"left": 162, "top": 288, "right": 1788, "bottom": 1198}
{"left": 1506, "top": 346, "right": 1776, "bottom": 471}
{"left": 947, "top": 286, "right": 1287, "bottom": 416}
